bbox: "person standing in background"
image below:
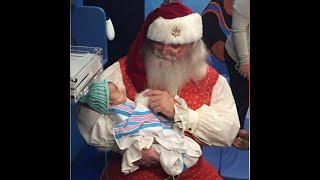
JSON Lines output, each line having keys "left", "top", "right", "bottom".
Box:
{"left": 224, "top": 0, "right": 250, "bottom": 150}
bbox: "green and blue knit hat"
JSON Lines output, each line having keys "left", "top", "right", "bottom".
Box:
{"left": 79, "top": 79, "right": 110, "bottom": 115}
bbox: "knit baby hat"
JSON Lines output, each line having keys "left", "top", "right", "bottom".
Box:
{"left": 79, "top": 79, "right": 110, "bottom": 115}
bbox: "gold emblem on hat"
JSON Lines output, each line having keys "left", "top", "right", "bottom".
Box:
{"left": 171, "top": 26, "right": 181, "bottom": 37}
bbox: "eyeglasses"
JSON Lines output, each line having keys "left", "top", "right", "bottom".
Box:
{"left": 151, "top": 41, "right": 188, "bottom": 55}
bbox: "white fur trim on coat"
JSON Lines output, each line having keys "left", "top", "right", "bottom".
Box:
{"left": 147, "top": 13, "right": 202, "bottom": 44}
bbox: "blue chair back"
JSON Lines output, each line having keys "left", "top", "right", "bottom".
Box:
{"left": 71, "top": 5, "right": 108, "bottom": 65}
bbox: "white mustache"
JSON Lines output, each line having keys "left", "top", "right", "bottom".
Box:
{"left": 153, "top": 50, "right": 176, "bottom": 62}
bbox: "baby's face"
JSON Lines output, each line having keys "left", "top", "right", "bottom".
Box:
{"left": 108, "top": 83, "right": 126, "bottom": 105}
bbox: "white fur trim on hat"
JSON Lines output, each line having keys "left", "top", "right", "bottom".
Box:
{"left": 147, "top": 13, "right": 202, "bottom": 44}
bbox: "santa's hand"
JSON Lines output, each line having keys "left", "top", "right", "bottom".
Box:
{"left": 144, "top": 90, "right": 175, "bottom": 119}
{"left": 134, "top": 148, "right": 160, "bottom": 167}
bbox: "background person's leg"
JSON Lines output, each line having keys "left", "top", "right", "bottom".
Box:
{"left": 224, "top": 50, "right": 249, "bottom": 150}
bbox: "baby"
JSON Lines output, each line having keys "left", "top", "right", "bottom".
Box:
{"left": 79, "top": 79, "right": 202, "bottom": 176}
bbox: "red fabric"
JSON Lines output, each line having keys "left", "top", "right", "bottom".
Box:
{"left": 103, "top": 153, "right": 168, "bottom": 180}
{"left": 179, "top": 66, "right": 219, "bottom": 110}
{"left": 126, "top": 2, "right": 194, "bottom": 92}
{"left": 103, "top": 154, "right": 223, "bottom": 180}
{"left": 101, "top": 58, "right": 223, "bottom": 180}
{"left": 119, "top": 57, "right": 137, "bottom": 101}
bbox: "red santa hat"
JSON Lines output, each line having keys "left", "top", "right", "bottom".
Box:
{"left": 126, "top": 2, "right": 203, "bottom": 92}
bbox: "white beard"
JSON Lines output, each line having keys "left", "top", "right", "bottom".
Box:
{"left": 143, "top": 40, "right": 209, "bottom": 96}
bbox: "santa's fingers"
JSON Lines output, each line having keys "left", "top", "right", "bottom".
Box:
{"left": 149, "top": 100, "right": 161, "bottom": 109}
{"left": 148, "top": 95, "right": 163, "bottom": 103}
{"left": 143, "top": 90, "right": 163, "bottom": 96}
{"left": 152, "top": 106, "right": 163, "bottom": 114}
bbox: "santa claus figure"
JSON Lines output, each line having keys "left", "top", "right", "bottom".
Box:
{"left": 77, "top": 2, "right": 240, "bottom": 180}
